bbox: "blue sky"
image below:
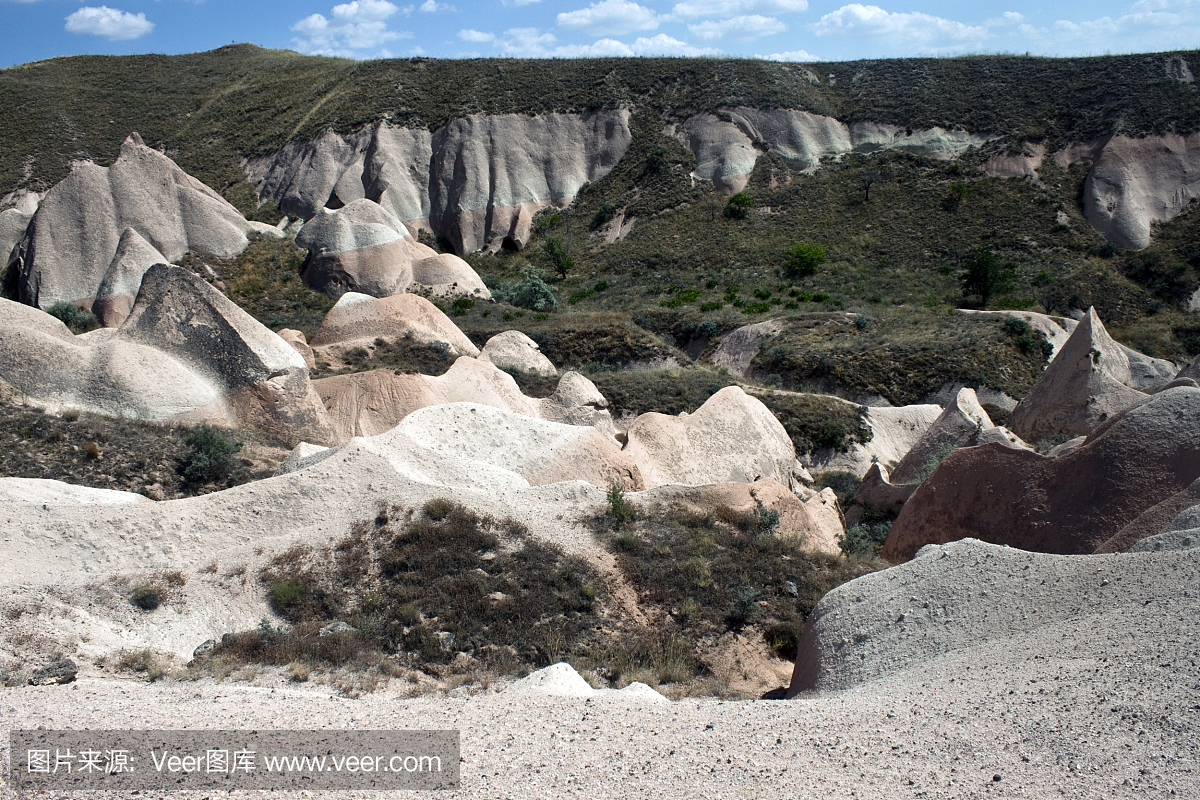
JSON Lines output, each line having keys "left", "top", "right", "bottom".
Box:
{"left": 2, "top": 0, "right": 1198, "bottom": 68}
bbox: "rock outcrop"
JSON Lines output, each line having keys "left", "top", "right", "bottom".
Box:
{"left": 479, "top": 330, "right": 557, "bottom": 378}
{"left": 0, "top": 477, "right": 152, "bottom": 505}
{"left": 882, "top": 384, "right": 1200, "bottom": 560}
{"left": 787, "top": 538, "right": 1200, "bottom": 694}
{"left": 0, "top": 266, "right": 335, "bottom": 443}
{"left": 295, "top": 199, "right": 488, "bottom": 299}
{"left": 1007, "top": 307, "right": 1147, "bottom": 442}
{"left": 671, "top": 108, "right": 992, "bottom": 194}
{"left": 308, "top": 291, "right": 479, "bottom": 365}
{"left": 16, "top": 133, "right": 280, "bottom": 311}
{"left": 810, "top": 402, "right": 943, "bottom": 478}
{"left": 91, "top": 228, "right": 169, "bottom": 327}
{"left": 314, "top": 358, "right": 615, "bottom": 442}
{"left": 277, "top": 329, "right": 316, "bottom": 371}
{"left": 622, "top": 386, "right": 800, "bottom": 489}
{"left": 249, "top": 111, "right": 632, "bottom": 254}
{"left": 888, "top": 388, "right": 1028, "bottom": 483}
{"left": 709, "top": 320, "right": 783, "bottom": 377}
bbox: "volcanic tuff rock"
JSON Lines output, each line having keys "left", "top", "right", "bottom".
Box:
{"left": 479, "top": 330, "right": 558, "bottom": 378}
{"left": 1007, "top": 307, "right": 1147, "bottom": 442}
{"left": 308, "top": 291, "right": 479, "bottom": 363}
{"left": 16, "top": 133, "right": 280, "bottom": 311}
{"left": 91, "top": 228, "right": 169, "bottom": 327}
{"left": 277, "top": 328, "right": 316, "bottom": 371}
{"left": 852, "top": 463, "right": 917, "bottom": 518}
{"left": 249, "top": 111, "right": 632, "bottom": 254}
{"left": 882, "top": 385, "right": 1200, "bottom": 561}
{"left": 787, "top": 538, "right": 1200, "bottom": 694}
{"left": 670, "top": 108, "right": 992, "bottom": 194}
{"left": 622, "top": 386, "right": 800, "bottom": 489}
{"left": 0, "top": 267, "right": 335, "bottom": 443}
{"left": 295, "top": 199, "right": 488, "bottom": 299}
{"left": 314, "top": 358, "right": 615, "bottom": 442}
{"left": 0, "top": 477, "right": 152, "bottom": 505}
{"left": 810, "top": 402, "right": 942, "bottom": 478}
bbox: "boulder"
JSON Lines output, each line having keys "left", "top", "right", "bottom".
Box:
{"left": 16, "top": 133, "right": 279, "bottom": 310}
{"left": 479, "top": 330, "right": 557, "bottom": 378}
{"left": 0, "top": 207, "right": 32, "bottom": 268}
{"left": 1007, "top": 307, "right": 1146, "bottom": 442}
{"left": 787, "top": 539, "right": 1200, "bottom": 694}
{"left": 1179, "top": 353, "right": 1200, "bottom": 382}
{"left": 91, "top": 228, "right": 169, "bottom": 327}
{"left": 410, "top": 253, "right": 490, "bottom": 298}
{"left": 29, "top": 658, "right": 78, "bottom": 686}
{"left": 622, "top": 386, "right": 799, "bottom": 489}
{"left": 883, "top": 385, "right": 1200, "bottom": 560}
{"left": 309, "top": 291, "right": 479, "bottom": 364}
{"left": 1094, "top": 477, "right": 1200, "bottom": 554}
{"left": 708, "top": 320, "right": 783, "bottom": 377}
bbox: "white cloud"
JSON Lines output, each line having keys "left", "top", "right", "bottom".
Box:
{"left": 812, "top": 4, "right": 988, "bottom": 51}
{"left": 64, "top": 6, "right": 154, "bottom": 40}
{"left": 627, "top": 32, "right": 720, "bottom": 55}
{"left": 419, "top": 0, "right": 454, "bottom": 11}
{"left": 556, "top": 0, "right": 661, "bottom": 36}
{"left": 690, "top": 13, "right": 785, "bottom": 40}
{"left": 671, "top": 0, "right": 806, "bottom": 18}
{"left": 495, "top": 27, "right": 559, "bottom": 56}
{"left": 458, "top": 28, "right": 494, "bottom": 41}
{"left": 502, "top": 0, "right": 540, "bottom": 5}
{"left": 292, "top": 0, "right": 412, "bottom": 57}
{"left": 1005, "top": 0, "right": 1200, "bottom": 55}
{"left": 755, "top": 48, "right": 819, "bottom": 61}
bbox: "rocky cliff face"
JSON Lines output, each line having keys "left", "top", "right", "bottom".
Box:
{"left": 248, "top": 110, "right": 633, "bottom": 254}
{"left": 668, "top": 107, "right": 993, "bottom": 194}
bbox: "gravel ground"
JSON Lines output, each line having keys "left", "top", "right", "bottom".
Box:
{"left": 3, "top": 585, "right": 1195, "bottom": 800}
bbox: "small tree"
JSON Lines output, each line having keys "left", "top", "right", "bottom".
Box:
{"left": 960, "top": 248, "right": 1016, "bottom": 308}
{"left": 725, "top": 192, "right": 754, "bottom": 219}
{"left": 494, "top": 265, "right": 558, "bottom": 311}
{"left": 858, "top": 169, "right": 881, "bottom": 203}
{"left": 782, "top": 242, "right": 827, "bottom": 278}
{"left": 542, "top": 236, "right": 574, "bottom": 280}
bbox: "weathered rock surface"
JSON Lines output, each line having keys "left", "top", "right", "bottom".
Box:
{"left": 888, "top": 388, "right": 1028, "bottom": 484}
{"left": 709, "top": 320, "right": 782, "bottom": 377}
{"left": 0, "top": 477, "right": 152, "bottom": 505}
{"left": 29, "top": 658, "right": 78, "bottom": 686}
{"left": 309, "top": 291, "right": 479, "bottom": 365}
{"left": 0, "top": 267, "right": 335, "bottom": 443}
{"left": 1008, "top": 307, "right": 1147, "bottom": 442}
{"left": 788, "top": 538, "right": 1200, "bottom": 694}
{"left": 295, "top": 199, "right": 488, "bottom": 299}
{"left": 277, "top": 329, "right": 316, "bottom": 371}
{"left": 642, "top": 478, "right": 842, "bottom": 555}
{"left": 479, "top": 330, "right": 557, "bottom": 378}
{"left": 249, "top": 111, "right": 632, "bottom": 254}
{"left": 851, "top": 463, "right": 916, "bottom": 518}
{"left": 0, "top": 207, "right": 33, "bottom": 268}
{"left": 672, "top": 108, "right": 992, "bottom": 193}
{"left": 314, "top": 358, "right": 615, "bottom": 442}
{"left": 622, "top": 386, "right": 799, "bottom": 489}
{"left": 883, "top": 385, "right": 1200, "bottom": 560}
{"left": 16, "top": 133, "right": 280, "bottom": 310}
{"left": 92, "top": 228, "right": 169, "bottom": 327}
{"left": 810, "top": 402, "right": 943, "bottom": 478}
{"left": 1076, "top": 132, "right": 1200, "bottom": 249}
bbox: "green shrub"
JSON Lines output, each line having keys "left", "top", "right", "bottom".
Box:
{"left": 542, "top": 236, "right": 575, "bottom": 279}
{"left": 725, "top": 192, "right": 753, "bottom": 219}
{"left": 607, "top": 484, "right": 636, "bottom": 527}
{"left": 179, "top": 425, "right": 241, "bottom": 486}
{"left": 839, "top": 520, "right": 892, "bottom": 556}
{"left": 451, "top": 297, "right": 475, "bottom": 316}
{"left": 47, "top": 302, "right": 100, "bottom": 334}
{"left": 131, "top": 585, "right": 161, "bottom": 611}
{"left": 782, "top": 242, "right": 827, "bottom": 278}
{"left": 960, "top": 248, "right": 1016, "bottom": 308}
{"left": 269, "top": 580, "right": 304, "bottom": 611}
{"left": 494, "top": 266, "right": 558, "bottom": 311}
{"left": 742, "top": 301, "right": 772, "bottom": 314}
